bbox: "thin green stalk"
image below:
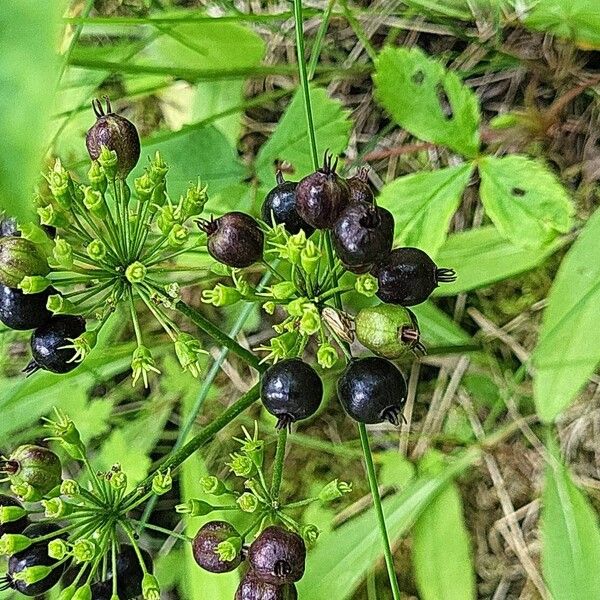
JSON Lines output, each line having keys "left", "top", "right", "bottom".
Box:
{"left": 270, "top": 428, "right": 288, "bottom": 499}
{"left": 359, "top": 424, "right": 401, "bottom": 599}
{"left": 307, "top": 0, "right": 337, "bottom": 80}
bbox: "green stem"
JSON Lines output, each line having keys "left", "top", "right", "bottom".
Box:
{"left": 129, "top": 519, "right": 192, "bottom": 543}
{"left": 270, "top": 428, "right": 288, "bottom": 499}
{"left": 359, "top": 423, "right": 401, "bottom": 600}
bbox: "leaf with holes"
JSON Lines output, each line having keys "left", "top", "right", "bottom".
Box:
{"left": 541, "top": 441, "right": 600, "bottom": 599}
{"left": 255, "top": 85, "right": 352, "bottom": 185}
{"left": 479, "top": 155, "right": 573, "bottom": 248}
{"left": 533, "top": 207, "right": 600, "bottom": 422}
{"left": 374, "top": 46, "right": 480, "bottom": 157}
{"left": 378, "top": 164, "right": 473, "bottom": 257}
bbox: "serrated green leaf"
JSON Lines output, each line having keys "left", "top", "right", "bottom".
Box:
{"left": 255, "top": 86, "right": 352, "bottom": 185}
{"left": 533, "top": 207, "right": 600, "bottom": 422}
{"left": 0, "top": 1, "right": 65, "bottom": 222}
{"left": 479, "top": 155, "right": 573, "bottom": 248}
{"left": 433, "top": 226, "right": 565, "bottom": 296}
{"left": 412, "top": 451, "right": 476, "bottom": 600}
{"left": 541, "top": 448, "right": 600, "bottom": 599}
{"left": 378, "top": 164, "right": 472, "bottom": 257}
{"left": 374, "top": 47, "right": 480, "bottom": 157}
{"left": 297, "top": 447, "right": 480, "bottom": 600}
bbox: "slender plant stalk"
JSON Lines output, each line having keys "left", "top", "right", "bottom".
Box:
{"left": 270, "top": 428, "right": 288, "bottom": 499}
{"left": 292, "top": 2, "right": 401, "bottom": 597}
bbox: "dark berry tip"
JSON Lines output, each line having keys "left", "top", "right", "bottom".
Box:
{"left": 0, "top": 577, "right": 12, "bottom": 592}
{"left": 382, "top": 407, "right": 402, "bottom": 426}
{"left": 23, "top": 360, "right": 40, "bottom": 377}
{"left": 276, "top": 170, "right": 286, "bottom": 186}
{"left": 102, "top": 95, "right": 113, "bottom": 114}
{"left": 196, "top": 217, "right": 217, "bottom": 236}
{"left": 91, "top": 98, "right": 105, "bottom": 119}
{"left": 357, "top": 167, "right": 370, "bottom": 182}
{"left": 400, "top": 326, "right": 420, "bottom": 345}
{"left": 275, "top": 414, "right": 294, "bottom": 432}
{"left": 274, "top": 560, "right": 293, "bottom": 577}
{"left": 436, "top": 268, "right": 456, "bottom": 283}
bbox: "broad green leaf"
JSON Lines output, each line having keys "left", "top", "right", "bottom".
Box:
{"left": 134, "top": 125, "right": 247, "bottom": 200}
{"left": 433, "top": 226, "right": 565, "bottom": 295}
{"left": 374, "top": 47, "right": 480, "bottom": 157}
{"left": 523, "top": 0, "right": 600, "bottom": 50}
{"left": 412, "top": 451, "right": 476, "bottom": 600}
{"left": 479, "top": 155, "right": 573, "bottom": 248}
{"left": 541, "top": 450, "right": 600, "bottom": 599}
{"left": 533, "top": 207, "right": 600, "bottom": 422}
{"left": 378, "top": 164, "right": 472, "bottom": 257}
{"left": 412, "top": 302, "right": 474, "bottom": 350}
{"left": 255, "top": 86, "right": 352, "bottom": 185}
{"left": 297, "top": 447, "right": 480, "bottom": 600}
{"left": 0, "top": 1, "right": 64, "bottom": 222}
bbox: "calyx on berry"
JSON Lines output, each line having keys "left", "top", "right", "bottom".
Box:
{"left": 192, "top": 521, "right": 242, "bottom": 573}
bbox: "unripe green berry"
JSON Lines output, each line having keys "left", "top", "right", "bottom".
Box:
{"left": 0, "top": 237, "right": 49, "bottom": 288}
{"left": 5, "top": 445, "right": 62, "bottom": 501}
{"left": 0, "top": 533, "right": 32, "bottom": 555}
{"left": 126, "top": 261, "right": 147, "bottom": 284}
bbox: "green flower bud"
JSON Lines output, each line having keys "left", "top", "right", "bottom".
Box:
{"left": 174, "top": 333, "right": 206, "bottom": 378}
{"left": 228, "top": 453, "right": 255, "bottom": 478}
{"left": 53, "top": 238, "right": 73, "bottom": 269}
{"left": 42, "top": 497, "right": 71, "bottom": 519}
{"left": 237, "top": 492, "right": 258, "bottom": 513}
{"left": 125, "top": 261, "right": 147, "bottom": 284}
{"left": 285, "top": 230, "right": 306, "bottom": 265}
{"left": 13, "top": 565, "right": 53, "bottom": 585}
{"left": 0, "top": 533, "right": 32, "bottom": 556}
{"left": 0, "top": 237, "right": 49, "bottom": 288}
{"left": 317, "top": 342, "right": 338, "bottom": 369}
{"left": 46, "top": 159, "right": 71, "bottom": 208}
{"left": 168, "top": 223, "right": 188, "bottom": 247}
{"left": 134, "top": 172, "right": 154, "bottom": 201}
{"left": 301, "top": 524, "right": 320, "bottom": 546}
{"left": 98, "top": 146, "right": 119, "bottom": 179}
{"left": 152, "top": 469, "right": 172, "bottom": 495}
{"left": 199, "top": 476, "right": 228, "bottom": 496}
{"left": 44, "top": 407, "right": 81, "bottom": 445}
{"left": 287, "top": 296, "right": 308, "bottom": 318}
{"left": 270, "top": 281, "right": 296, "bottom": 300}
{"left": 82, "top": 186, "right": 107, "bottom": 219}
{"left": 181, "top": 181, "right": 208, "bottom": 219}
{"left": 156, "top": 204, "right": 177, "bottom": 235}
{"left": 87, "top": 239, "right": 107, "bottom": 262}
{"left": 60, "top": 479, "right": 80, "bottom": 497}
{"left": 73, "top": 539, "right": 97, "bottom": 563}
{"left": 131, "top": 345, "right": 161, "bottom": 388}
{"left": 300, "top": 239, "right": 320, "bottom": 275}
{"left": 262, "top": 301, "right": 276, "bottom": 314}
{"left": 110, "top": 469, "right": 128, "bottom": 491}
{"left": 149, "top": 151, "right": 168, "bottom": 183}
{"left": 47, "top": 294, "right": 78, "bottom": 315}
{"left": 72, "top": 584, "right": 92, "bottom": 600}
{"left": 216, "top": 537, "right": 242, "bottom": 562}
{"left": 175, "top": 499, "right": 215, "bottom": 516}
{"left": 318, "top": 479, "right": 353, "bottom": 502}
{"left": 142, "top": 573, "right": 161, "bottom": 600}
{"left": 38, "top": 204, "right": 69, "bottom": 228}
{"left": 88, "top": 161, "right": 107, "bottom": 193}
{"left": 19, "top": 275, "right": 51, "bottom": 294}
{"left": 355, "top": 273, "right": 378, "bottom": 297}
{"left": 299, "top": 303, "right": 321, "bottom": 336}
{"left": 0, "top": 505, "right": 27, "bottom": 525}
{"left": 238, "top": 436, "right": 264, "bottom": 469}
{"left": 201, "top": 284, "right": 241, "bottom": 307}
{"left": 48, "top": 538, "right": 69, "bottom": 560}
{"left": 5, "top": 444, "right": 62, "bottom": 501}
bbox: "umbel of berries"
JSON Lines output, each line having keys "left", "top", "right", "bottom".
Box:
{"left": 25, "top": 315, "right": 86, "bottom": 375}
{"left": 337, "top": 357, "right": 407, "bottom": 425}
{"left": 198, "top": 212, "right": 264, "bottom": 268}
{"left": 261, "top": 358, "right": 323, "bottom": 430}
{"left": 262, "top": 171, "right": 314, "bottom": 236}
{"left": 332, "top": 201, "right": 394, "bottom": 273}
{"left": 236, "top": 570, "right": 298, "bottom": 600}
{"left": 248, "top": 526, "right": 306, "bottom": 586}
{"left": 295, "top": 151, "right": 349, "bottom": 229}
{"left": 192, "top": 521, "right": 242, "bottom": 573}
{"left": 372, "top": 247, "right": 456, "bottom": 306}
{"left": 86, "top": 96, "right": 141, "bottom": 178}
{"left": 0, "top": 285, "right": 54, "bottom": 331}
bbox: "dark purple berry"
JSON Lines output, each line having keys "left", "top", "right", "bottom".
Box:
{"left": 295, "top": 152, "right": 350, "bottom": 229}
{"left": 193, "top": 521, "right": 242, "bottom": 574}
{"left": 346, "top": 168, "right": 374, "bottom": 204}
{"left": 262, "top": 172, "right": 314, "bottom": 236}
{"left": 0, "top": 494, "right": 29, "bottom": 537}
{"left": 0, "top": 284, "right": 54, "bottom": 330}
{"left": 372, "top": 247, "right": 456, "bottom": 306}
{"left": 337, "top": 357, "right": 407, "bottom": 425}
{"left": 248, "top": 526, "right": 306, "bottom": 586}
{"left": 235, "top": 570, "right": 298, "bottom": 600}
{"left": 106, "top": 544, "right": 152, "bottom": 599}
{"left": 198, "top": 212, "right": 264, "bottom": 268}
{"left": 25, "top": 315, "right": 86, "bottom": 375}
{"left": 261, "top": 358, "right": 323, "bottom": 430}
{"left": 91, "top": 580, "right": 113, "bottom": 600}
{"left": 86, "top": 97, "right": 141, "bottom": 178}
{"left": 0, "top": 218, "right": 19, "bottom": 237}
{"left": 332, "top": 202, "right": 394, "bottom": 274}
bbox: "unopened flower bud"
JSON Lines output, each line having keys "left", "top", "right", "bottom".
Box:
{"left": 318, "top": 479, "right": 352, "bottom": 502}
{"left": 126, "top": 261, "right": 147, "bottom": 284}
{"left": 199, "top": 476, "right": 227, "bottom": 496}
{"left": 19, "top": 276, "right": 51, "bottom": 295}
{"left": 201, "top": 284, "right": 241, "bottom": 307}
{"left": 237, "top": 492, "right": 258, "bottom": 513}
{"left": 317, "top": 342, "right": 338, "bottom": 369}
{"left": 152, "top": 469, "right": 172, "bottom": 495}
{"left": 175, "top": 499, "right": 215, "bottom": 516}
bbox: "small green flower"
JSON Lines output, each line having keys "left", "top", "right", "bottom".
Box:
{"left": 110, "top": 468, "right": 128, "bottom": 491}
{"left": 38, "top": 204, "right": 68, "bottom": 228}
{"left": 125, "top": 261, "right": 147, "bottom": 284}
{"left": 0, "top": 534, "right": 32, "bottom": 556}
{"left": 175, "top": 499, "right": 215, "bottom": 516}
{"left": 53, "top": 237, "right": 73, "bottom": 269}
{"left": 82, "top": 186, "right": 107, "bottom": 219}
{"left": 59, "top": 330, "right": 97, "bottom": 364}
{"left": 174, "top": 333, "right": 207, "bottom": 378}
{"left": 201, "top": 284, "right": 241, "bottom": 307}
{"left": 73, "top": 539, "right": 97, "bottom": 563}
{"left": 135, "top": 172, "right": 155, "bottom": 201}
{"left": 301, "top": 524, "right": 321, "bottom": 546}
{"left": 60, "top": 479, "right": 80, "bottom": 497}
{"left": 131, "top": 345, "right": 161, "bottom": 388}
{"left": 45, "top": 159, "right": 71, "bottom": 208}
{"left": 181, "top": 180, "right": 208, "bottom": 219}
{"left": 88, "top": 161, "right": 107, "bottom": 193}
{"left": 142, "top": 573, "right": 161, "bottom": 600}
{"left": 237, "top": 492, "right": 259, "bottom": 513}
{"left": 286, "top": 230, "right": 306, "bottom": 265}
{"left": 216, "top": 537, "right": 242, "bottom": 562}
{"left": 42, "top": 497, "right": 71, "bottom": 519}
{"left": 47, "top": 294, "right": 78, "bottom": 315}
{"left": 317, "top": 342, "right": 338, "bottom": 369}
{"left": 168, "top": 223, "right": 189, "bottom": 247}
{"left": 0, "top": 505, "right": 27, "bottom": 525}
{"left": 149, "top": 151, "right": 168, "bottom": 183}
{"left": 156, "top": 203, "right": 178, "bottom": 235}
{"left": 355, "top": 273, "right": 378, "bottom": 297}
{"left": 19, "top": 276, "right": 51, "bottom": 294}
{"left": 318, "top": 479, "right": 353, "bottom": 502}
{"left": 199, "top": 476, "right": 228, "bottom": 496}
{"left": 270, "top": 281, "right": 296, "bottom": 300}
{"left": 48, "top": 539, "right": 69, "bottom": 560}
{"left": 300, "top": 239, "right": 320, "bottom": 275}
{"left": 165, "top": 282, "right": 181, "bottom": 300}
{"left": 287, "top": 296, "right": 308, "bottom": 318}
{"left": 299, "top": 303, "right": 321, "bottom": 336}
{"left": 152, "top": 469, "right": 172, "bottom": 496}
{"left": 262, "top": 301, "right": 276, "bottom": 315}
{"left": 87, "top": 239, "right": 107, "bottom": 262}
{"left": 13, "top": 565, "right": 52, "bottom": 585}
{"left": 228, "top": 453, "right": 255, "bottom": 478}
{"left": 98, "top": 146, "right": 118, "bottom": 179}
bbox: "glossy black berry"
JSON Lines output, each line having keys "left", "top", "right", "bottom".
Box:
{"left": 261, "top": 358, "right": 323, "bottom": 430}
{"left": 192, "top": 521, "right": 242, "bottom": 573}
{"left": 106, "top": 544, "right": 153, "bottom": 599}
{"left": 337, "top": 357, "right": 407, "bottom": 425}
{"left": 0, "top": 494, "right": 29, "bottom": 537}
{"left": 332, "top": 202, "right": 394, "bottom": 274}
{"left": 372, "top": 247, "right": 456, "bottom": 306}
{"left": 235, "top": 570, "right": 298, "bottom": 600}
{"left": 0, "top": 285, "right": 54, "bottom": 331}
{"left": 248, "top": 526, "right": 306, "bottom": 586}
{"left": 262, "top": 171, "right": 314, "bottom": 236}
{"left": 25, "top": 315, "right": 86, "bottom": 375}
{"left": 295, "top": 152, "right": 350, "bottom": 229}
{"left": 91, "top": 580, "right": 113, "bottom": 600}
{"left": 198, "top": 212, "right": 264, "bottom": 268}
{"left": 346, "top": 168, "right": 374, "bottom": 204}
{"left": 86, "top": 97, "right": 141, "bottom": 178}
